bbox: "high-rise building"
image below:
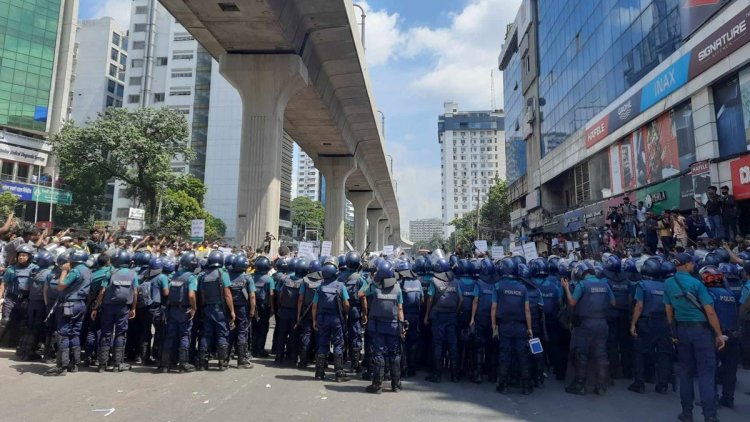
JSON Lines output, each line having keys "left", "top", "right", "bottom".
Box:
{"left": 438, "top": 102, "right": 505, "bottom": 237}
{"left": 409, "top": 218, "right": 443, "bottom": 242}
{"left": 294, "top": 147, "right": 354, "bottom": 227}
{"left": 0, "top": 0, "right": 77, "bottom": 221}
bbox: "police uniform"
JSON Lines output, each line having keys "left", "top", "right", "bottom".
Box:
{"left": 457, "top": 274, "right": 478, "bottom": 379}
{"left": 43, "top": 267, "right": 62, "bottom": 362}
{"left": 313, "top": 277, "right": 349, "bottom": 380}
{"left": 133, "top": 271, "right": 168, "bottom": 364}
{"left": 340, "top": 269, "right": 365, "bottom": 371}
{"left": 197, "top": 267, "right": 233, "bottom": 370}
{"left": 83, "top": 265, "right": 111, "bottom": 366}
{"left": 524, "top": 276, "right": 546, "bottom": 386}
{"left": 493, "top": 277, "right": 531, "bottom": 394}
{"left": 400, "top": 272, "right": 423, "bottom": 378}
{"left": 425, "top": 272, "right": 462, "bottom": 382}
{"left": 630, "top": 277, "right": 672, "bottom": 392}
{"left": 270, "top": 269, "right": 287, "bottom": 357}
{"left": 538, "top": 274, "right": 565, "bottom": 380}
{"left": 228, "top": 269, "right": 255, "bottom": 368}
{"left": 251, "top": 272, "right": 273, "bottom": 357}
{"left": 98, "top": 267, "right": 139, "bottom": 372}
{"left": 602, "top": 268, "right": 634, "bottom": 379}
{"left": 741, "top": 278, "right": 750, "bottom": 368}
{"left": 298, "top": 273, "right": 322, "bottom": 368}
{"left": 362, "top": 279, "right": 404, "bottom": 393}
{"left": 19, "top": 264, "right": 51, "bottom": 360}
{"left": 708, "top": 285, "right": 740, "bottom": 408}
{"left": 418, "top": 271, "right": 434, "bottom": 370}
{"left": 0, "top": 261, "right": 38, "bottom": 350}
{"left": 275, "top": 273, "right": 302, "bottom": 365}
{"left": 161, "top": 270, "right": 198, "bottom": 372}
{"left": 473, "top": 274, "right": 496, "bottom": 383}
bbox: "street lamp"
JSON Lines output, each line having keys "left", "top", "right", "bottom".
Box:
{"left": 377, "top": 110, "right": 385, "bottom": 139}
{"left": 353, "top": 4, "right": 366, "bottom": 51}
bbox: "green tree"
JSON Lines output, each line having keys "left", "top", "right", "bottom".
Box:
{"left": 159, "top": 189, "right": 225, "bottom": 240}
{"left": 344, "top": 221, "right": 354, "bottom": 244}
{"left": 291, "top": 196, "right": 324, "bottom": 235}
{"left": 50, "top": 107, "right": 193, "bottom": 224}
{"left": 479, "top": 179, "right": 512, "bottom": 242}
{"left": 0, "top": 191, "right": 19, "bottom": 217}
{"left": 449, "top": 209, "right": 478, "bottom": 255}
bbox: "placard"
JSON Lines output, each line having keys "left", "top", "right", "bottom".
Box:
{"left": 320, "top": 241, "right": 332, "bottom": 257}
{"left": 190, "top": 219, "right": 205, "bottom": 240}
{"left": 491, "top": 246, "right": 504, "bottom": 258}
{"left": 522, "top": 242, "right": 539, "bottom": 260}
{"left": 474, "top": 240, "right": 488, "bottom": 253}
{"left": 382, "top": 245, "right": 394, "bottom": 257}
{"left": 128, "top": 207, "right": 145, "bottom": 220}
{"left": 512, "top": 245, "right": 525, "bottom": 257}
{"left": 298, "top": 242, "right": 315, "bottom": 259}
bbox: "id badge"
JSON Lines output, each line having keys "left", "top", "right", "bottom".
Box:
{"left": 528, "top": 337, "right": 543, "bottom": 355}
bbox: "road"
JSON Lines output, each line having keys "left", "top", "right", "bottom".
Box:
{"left": 0, "top": 347, "right": 748, "bottom": 422}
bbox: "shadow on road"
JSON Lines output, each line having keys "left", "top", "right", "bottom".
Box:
{"left": 10, "top": 363, "right": 51, "bottom": 375}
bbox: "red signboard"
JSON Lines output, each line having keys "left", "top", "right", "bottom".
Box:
{"left": 730, "top": 154, "right": 750, "bottom": 200}
{"left": 585, "top": 115, "right": 609, "bottom": 148}
{"left": 36, "top": 221, "right": 54, "bottom": 230}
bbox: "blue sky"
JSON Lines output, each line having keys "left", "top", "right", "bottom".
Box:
{"left": 79, "top": 0, "right": 522, "bottom": 229}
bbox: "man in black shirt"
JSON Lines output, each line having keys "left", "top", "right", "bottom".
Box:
{"left": 720, "top": 185, "right": 738, "bottom": 241}
{"left": 697, "top": 186, "right": 723, "bottom": 240}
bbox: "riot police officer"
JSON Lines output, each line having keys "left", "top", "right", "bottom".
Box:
{"left": 160, "top": 252, "right": 199, "bottom": 373}
{"left": 18, "top": 249, "right": 53, "bottom": 360}
{"left": 424, "top": 257, "right": 462, "bottom": 383}
{"left": 42, "top": 253, "right": 66, "bottom": 363}
{"left": 562, "top": 261, "right": 615, "bottom": 395}
{"left": 275, "top": 258, "right": 305, "bottom": 365}
{"left": 228, "top": 254, "right": 256, "bottom": 369}
{"left": 339, "top": 251, "right": 365, "bottom": 372}
{"left": 601, "top": 254, "right": 633, "bottom": 380}
{"left": 250, "top": 255, "right": 273, "bottom": 358}
{"left": 270, "top": 257, "right": 289, "bottom": 357}
{"left": 133, "top": 257, "right": 168, "bottom": 365}
{"left": 197, "top": 250, "right": 235, "bottom": 371}
{"left": 456, "top": 259, "right": 479, "bottom": 380}
{"left": 397, "top": 259, "right": 422, "bottom": 378}
{"left": 92, "top": 249, "right": 139, "bottom": 372}
{"left": 416, "top": 256, "right": 434, "bottom": 371}
{"left": 83, "top": 254, "right": 111, "bottom": 367}
{"left": 44, "top": 249, "right": 92, "bottom": 376}
{"left": 522, "top": 260, "right": 545, "bottom": 387}
{"left": 312, "top": 256, "right": 350, "bottom": 382}
{"left": 0, "top": 244, "right": 37, "bottom": 352}
{"left": 471, "top": 257, "right": 496, "bottom": 383}
{"left": 360, "top": 260, "right": 406, "bottom": 393}
{"left": 536, "top": 257, "right": 565, "bottom": 381}
{"left": 297, "top": 259, "right": 322, "bottom": 368}
{"left": 491, "top": 257, "right": 533, "bottom": 395}
{"left": 628, "top": 257, "right": 672, "bottom": 394}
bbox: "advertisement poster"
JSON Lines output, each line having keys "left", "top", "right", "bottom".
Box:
{"left": 609, "top": 144, "right": 623, "bottom": 195}
{"left": 620, "top": 139, "right": 637, "bottom": 191}
{"left": 690, "top": 160, "right": 712, "bottom": 206}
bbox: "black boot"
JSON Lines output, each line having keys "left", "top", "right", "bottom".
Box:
{"left": 628, "top": 381, "right": 645, "bottom": 394}
{"left": 157, "top": 347, "right": 170, "bottom": 373}
{"left": 495, "top": 368, "right": 508, "bottom": 394}
{"left": 297, "top": 344, "right": 310, "bottom": 369}
{"left": 196, "top": 349, "right": 208, "bottom": 371}
{"left": 594, "top": 364, "right": 608, "bottom": 395}
{"left": 140, "top": 343, "right": 154, "bottom": 365}
{"left": 351, "top": 347, "right": 362, "bottom": 372}
{"left": 472, "top": 360, "right": 483, "bottom": 384}
{"left": 390, "top": 356, "right": 402, "bottom": 392}
{"left": 69, "top": 346, "right": 80, "bottom": 373}
{"left": 237, "top": 343, "right": 253, "bottom": 369}
{"left": 178, "top": 348, "right": 195, "bottom": 373}
{"left": 44, "top": 348, "right": 69, "bottom": 376}
{"left": 521, "top": 378, "right": 534, "bottom": 395}
{"left": 217, "top": 344, "right": 229, "bottom": 371}
{"left": 109, "top": 347, "right": 131, "bottom": 372}
{"left": 315, "top": 354, "right": 327, "bottom": 380}
{"left": 677, "top": 409, "right": 693, "bottom": 422}
{"left": 565, "top": 378, "right": 586, "bottom": 395}
{"left": 425, "top": 360, "right": 442, "bottom": 383}
{"left": 97, "top": 346, "right": 110, "bottom": 373}
{"left": 450, "top": 359, "right": 460, "bottom": 382}
{"left": 335, "top": 353, "right": 350, "bottom": 382}
{"left": 366, "top": 376, "right": 382, "bottom": 394}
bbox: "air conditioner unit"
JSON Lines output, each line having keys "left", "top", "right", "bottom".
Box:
{"left": 525, "top": 106, "right": 535, "bottom": 124}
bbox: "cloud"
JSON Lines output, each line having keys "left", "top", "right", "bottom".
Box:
{"left": 89, "top": 0, "right": 131, "bottom": 30}
{"left": 356, "top": 2, "right": 405, "bottom": 67}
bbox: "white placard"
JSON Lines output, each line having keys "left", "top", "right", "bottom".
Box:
{"left": 190, "top": 219, "right": 205, "bottom": 238}
{"left": 566, "top": 241, "right": 574, "bottom": 251}
{"left": 128, "top": 207, "right": 145, "bottom": 220}
{"left": 573, "top": 241, "right": 580, "bottom": 249}
{"left": 491, "top": 246, "right": 504, "bottom": 258}
{"left": 126, "top": 218, "right": 144, "bottom": 232}
{"left": 512, "top": 245, "right": 524, "bottom": 257}
{"left": 383, "top": 245, "right": 394, "bottom": 257}
{"left": 474, "top": 240, "right": 488, "bottom": 252}
{"left": 298, "top": 242, "right": 315, "bottom": 259}
{"left": 320, "top": 241, "right": 332, "bottom": 257}
{"left": 522, "top": 242, "right": 539, "bottom": 260}
{"left": 551, "top": 238, "right": 559, "bottom": 247}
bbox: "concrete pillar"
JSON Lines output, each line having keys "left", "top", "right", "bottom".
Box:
{"left": 367, "top": 209, "right": 384, "bottom": 251}
{"left": 383, "top": 225, "right": 392, "bottom": 249}
{"left": 691, "top": 86, "right": 720, "bottom": 161}
{"left": 318, "top": 156, "right": 356, "bottom": 255}
{"left": 377, "top": 219, "right": 388, "bottom": 251}
{"left": 220, "top": 54, "right": 308, "bottom": 248}
{"left": 348, "top": 191, "right": 375, "bottom": 252}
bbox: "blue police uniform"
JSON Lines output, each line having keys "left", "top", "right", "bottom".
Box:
{"left": 457, "top": 275, "right": 478, "bottom": 378}
{"left": 362, "top": 280, "right": 403, "bottom": 391}
{"left": 538, "top": 274, "right": 565, "bottom": 380}
{"left": 708, "top": 286, "right": 740, "bottom": 407}
{"left": 298, "top": 274, "right": 322, "bottom": 367}
{"left": 19, "top": 265, "right": 52, "bottom": 360}
{"left": 0, "top": 263, "right": 38, "bottom": 350}
{"left": 602, "top": 269, "right": 633, "bottom": 379}
{"left": 426, "top": 273, "right": 462, "bottom": 381}
{"left": 275, "top": 274, "right": 302, "bottom": 365}
{"left": 197, "top": 267, "right": 232, "bottom": 369}
{"left": 473, "top": 275, "right": 496, "bottom": 383}
{"left": 418, "top": 272, "right": 434, "bottom": 369}
{"left": 313, "top": 277, "right": 349, "bottom": 380}
{"left": 400, "top": 274, "right": 423, "bottom": 377}
{"left": 228, "top": 270, "right": 256, "bottom": 368}
{"left": 251, "top": 272, "right": 273, "bottom": 357}
{"left": 98, "top": 267, "right": 139, "bottom": 371}
{"left": 663, "top": 271, "right": 718, "bottom": 419}
{"left": 270, "top": 269, "right": 286, "bottom": 356}
{"left": 43, "top": 267, "right": 62, "bottom": 361}
{"left": 340, "top": 269, "right": 365, "bottom": 370}
{"left": 631, "top": 278, "right": 672, "bottom": 390}
{"left": 741, "top": 279, "right": 750, "bottom": 368}
{"left": 133, "top": 272, "right": 168, "bottom": 364}
{"left": 162, "top": 270, "right": 198, "bottom": 371}
{"left": 83, "top": 266, "right": 111, "bottom": 365}
{"left": 493, "top": 277, "right": 531, "bottom": 392}
{"left": 525, "top": 277, "right": 546, "bottom": 386}
{"left": 51, "top": 263, "right": 92, "bottom": 374}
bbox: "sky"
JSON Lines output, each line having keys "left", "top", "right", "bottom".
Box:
{"left": 79, "top": 0, "right": 522, "bottom": 230}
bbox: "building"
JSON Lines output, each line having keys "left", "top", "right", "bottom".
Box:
{"left": 409, "top": 218, "right": 443, "bottom": 242}
{"left": 294, "top": 147, "right": 354, "bottom": 227}
{"left": 500, "top": 0, "right": 750, "bottom": 236}
{"left": 0, "top": 0, "right": 77, "bottom": 222}
{"left": 438, "top": 102, "right": 505, "bottom": 237}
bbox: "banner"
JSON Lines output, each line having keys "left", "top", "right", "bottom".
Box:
{"left": 190, "top": 219, "right": 205, "bottom": 241}
{"left": 320, "top": 241, "right": 332, "bottom": 257}
{"left": 522, "top": 242, "right": 538, "bottom": 260}
{"left": 298, "top": 242, "right": 315, "bottom": 259}
{"left": 491, "top": 246, "right": 504, "bottom": 258}
{"left": 474, "top": 240, "right": 488, "bottom": 253}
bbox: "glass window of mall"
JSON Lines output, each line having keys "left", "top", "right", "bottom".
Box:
{"left": 0, "top": 0, "right": 61, "bottom": 132}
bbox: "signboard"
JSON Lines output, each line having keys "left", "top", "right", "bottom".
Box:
{"left": 681, "top": 0, "right": 732, "bottom": 40}
{"left": 731, "top": 154, "right": 750, "bottom": 200}
{"left": 0, "top": 142, "right": 48, "bottom": 166}
{"left": 522, "top": 242, "right": 539, "bottom": 260}
{"left": 190, "top": 219, "right": 205, "bottom": 241}
{"left": 639, "top": 54, "right": 691, "bottom": 112}
{"left": 491, "top": 245, "right": 504, "bottom": 258}
{"left": 0, "top": 181, "right": 33, "bottom": 200}
{"left": 298, "top": 242, "right": 315, "bottom": 259}
{"left": 473, "top": 240, "right": 488, "bottom": 253}
{"left": 512, "top": 245, "right": 524, "bottom": 257}
{"left": 382, "top": 245, "right": 394, "bottom": 257}
{"left": 320, "top": 240, "right": 332, "bottom": 257}
{"left": 128, "top": 208, "right": 145, "bottom": 220}
{"left": 32, "top": 186, "right": 72, "bottom": 205}
{"left": 36, "top": 221, "right": 53, "bottom": 229}
{"left": 126, "top": 219, "right": 145, "bottom": 232}
{"left": 688, "top": 4, "right": 750, "bottom": 78}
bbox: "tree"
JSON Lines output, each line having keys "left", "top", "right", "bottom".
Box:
{"left": 344, "top": 221, "right": 354, "bottom": 244}
{"left": 413, "top": 234, "right": 444, "bottom": 252}
{"left": 50, "top": 107, "right": 193, "bottom": 224}
{"left": 291, "top": 196, "right": 324, "bottom": 235}
{"left": 449, "top": 209, "right": 478, "bottom": 255}
{"left": 479, "top": 179, "right": 512, "bottom": 242}
{"left": 0, "top": 191, "right": 19, "bottom": 217}
{"left": 159, "top": 188, "right": 225, "bottom": 240}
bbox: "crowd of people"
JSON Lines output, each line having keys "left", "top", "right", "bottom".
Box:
{"left": 0, "top": 211, "right": 749, "bottom": 422}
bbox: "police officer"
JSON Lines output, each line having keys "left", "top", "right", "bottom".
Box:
{"left": 92, "top": 249, "right": 139, "bottom": 372}
{"left": 160, "top": 252, "right": 199, "bottom": 373}
{"left": 339, "top": 251, "right": 365, "bottom": 372}
{"left": 562, "top": 261, "right": 615, "bottom": 395}
{"left": 456, "top": 259, "right": 479, "bottom": 380}
{"left": 312, "top": 256, "right": 350, "bottom": 382}
{"left": 628, "top": 257, "right": 672, "bottom": 394}
{"left": 270, "top": 257, "right": 289, "bottom": 357}
{"left": 470, "top": 257, "right": 496, "bottom": 383}
{"left": 600, "top": 254, "right": 633, "bottom": 380}
{"left": 42, "top": 253, "right": 66, "bottom": 363}
{"left": 228, "top": 254, "right": 256, "bottom": 369}
{"left": 197, "top": 250, "right": 235, "bottom": 371}
{"left": 537, "top": 257, "right": 565, "bottom": 381}
{"left": 18, "top": 249, "right": 53, "bottom": 361}
{"left": 397, "top": 259, "right": 422, "bottom": 378}
{"left": 297, "top": 259, "right": 322, "bottom": 369}
{"left": 133, "top": 257, "right": 168, "bottom": 365}
{"left": 275, "top": 258, "right": 305, "bottom": 366}
{"left": 522, "top": 260, "right": 545, "bottom": 387}
{"left": 360, "top": 260, "right": 406, "bottom": 393}
{"left": 740, "top": 262, "right": 750, "bottom": 369}
{"left": 416, "top": 256, "right": 434, "bottom": 371}
{"left": 701, "top": 265, "right": 740, "bottom": 409}
{"left": 492, "top": 257, "right": 533, "bottom": 394}
{"left": 44, "top": 249, "right": 92, "bottom": 376}
{"left": 0, "top": 244, "right": 37, "bottom": 352}
{"left": 83, "top": 254, "right": 112, "bottom": 367}
{"left": 424, "top": 257, "right": 462, "bottom": 383}
{"left": 250, "top": 255, "right": 273, "bottom": 358}
{"left": 663, "top": 253, "right": 725, "bottom": 422}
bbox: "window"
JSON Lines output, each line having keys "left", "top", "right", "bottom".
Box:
{"left": 156, "top": 57, "right": 168, "bottom": 66}
{"left": 172, "top": 52, "right": 194, "bottom": 61}
{"left": 116, "top": 208, "right": 130, "bottom": 218}
{"left": 135, "top": 6, "right": 148, "bottom": 14}
{"left": 107, "top": 79, "right": 116, "bottom": 93}
{"left": 129, "top": 76, "right": 142, "bottom": 86}
{"left": 169, "top": 89, "right": 191, "bottom": 96}
{"left": 133, "top": 23, "right": 147, "bottom": 32}
{"left": 128, "top": 95, "right": 141, "bottom": 104}
{"left": 132, "top": 41, "right": 145, "bottom": 50}
{"left": 154, "top": 93, "right": 165, "bottom": 102}
{"left": 119, "top": 53, "right": 127, "bottom": 66}
{"left": 174, "top": 33, "right": 194, "bottom": 41}
{"left": 116, "top": 84, "right": 124, "bottom": 97}
{"left": 109, "top": 64, "right": 117, "bottom": 77}
{"left": 132, "top": 59, "right": 144, "bottom": 68}
{"left": 110, "top": 48, "right": 118, "bottom": 61}
{"left": 106, "top": 96, "right": 115, "bottom": 107}
{"left": 171, "top": 70, "right": 193, "bottom": 78}
{"left": 112, "top": 33, "right": 121, "bottom": 46}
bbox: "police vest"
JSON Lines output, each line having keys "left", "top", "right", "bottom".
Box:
{"left": 709, "top": 287, "right": 738, "bottom": 332}
{"left": 476, "top": 279, "right": 495, "bottom": 317}
{"left": 401, "top": 278, "right": 422, "bottom": 314}
{"left": 253, "top": 273, "right": 271, "bottom": 306}
{"left": 638, "top": 279, "right": 666, "bottom": 318}
{"left": 431, "top": 276, "right": 459, "bottom": 313}
{"left": 459, "top": 277, "right": 477, "bottom": 314}
{"left": 369, "top": 283, "right": 401, "bottom": 322}
{"left": 317, "top": 280, "right": 342, "bottom": 314}
{"left": 279, "top": 276, "right": 302, "bottom": 309}
{"left": 10, "top": 265, "right": 33, "bottom": 295}
{"left": 137, "top": 275, "right": 163, "bottom": 308}
{"left": 725, "top": 277, "right": 743, "bottom": 301}
{"left": 341, "top": 271, "right": 362, "bottom": 307}
{"left": 495, "top": 279, "right": 526, "bottom": 322}
{"left": 603, "top": 271, "right": 629, "bottom": 311}
{"left": 65, "top": 265, "right": 93, "bottom": 302}
{"left": 89, "top": 267, "right": 112, "bottom": 305}
{"left": 47, "top": 270, "right": 61, "bottom": 303}
{"left": 576, "top": 278, "right": 610, "bottom": 319}
{"left": 538, "top": 277, "right": 561, "bottom": 316}
{"left": 228, "top": 272, "right": 250, "bottom": 307}
{"left": 302, "top": 278, "right": 322, "bottom": 307}
{"left": 420, "top": 274, "right": 433, "bottom": 295}
{"left": 200, "top": 269, "right": 225, "bottom": 306}
{"left": 29, "top": 268, "right": 51, "bottom": 301}
{"left": 525, "top": 279, "right": 542, "bottom": 321}
{"left": 103, "top": 268, "right": 136, "bottom": 305}
{"left": 168, "top": 272, "right": 192, "bottom": 307}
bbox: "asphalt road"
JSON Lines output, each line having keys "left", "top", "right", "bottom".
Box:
{"left": 1, "top": 347, "right": 748, "bottom": 422}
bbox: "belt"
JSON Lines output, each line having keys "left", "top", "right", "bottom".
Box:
{"left": 677, "top": 321, "right": 709, "bottom": 328}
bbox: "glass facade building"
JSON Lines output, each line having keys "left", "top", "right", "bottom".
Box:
{"left": 537, "top": 0, "right": 683, "bottom": 156}
{"left": 502, "top": 43, "right": 526, "bottom": 183}
{"left": 0, "top": 0, "right": 62, "bottom": 132}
